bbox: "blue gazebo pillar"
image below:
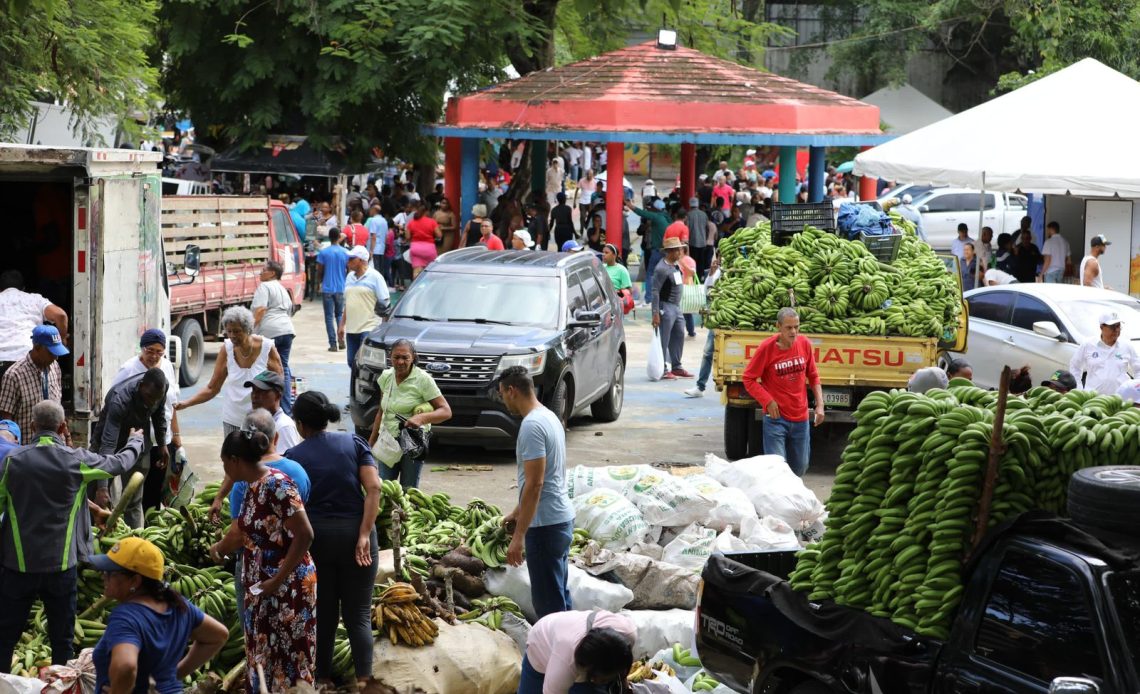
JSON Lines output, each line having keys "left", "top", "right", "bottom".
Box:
{"left": 460, "top": 138, "right": 480, "bottom": 228}
{"left": 808, "top": 146, "right": 826, "bottom": 202}
{"left": 778, "top": 146, "right": 797, "bottom": 203}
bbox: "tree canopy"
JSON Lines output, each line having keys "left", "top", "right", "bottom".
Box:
{"left": 0, "top": 0, "right": 158, "bottom": 143}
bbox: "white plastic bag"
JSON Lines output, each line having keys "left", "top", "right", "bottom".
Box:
{"left": 576, "top": 544, "right": 699, "bottom": 610}
{"left": 647, "top": 327, "right": 665, "bottom": 381}
{"left": 484, "top": 564, "right": 537, "bottom": 622}
{"left": 650, "top": 646, "right": 703, "bottom": 683}
{"left": 660, "top": 523, "right": 717, "bottom": 572}
{"left": 567, "top": 464, "right": 644, "bottom": 498}
{"left": 687, "top": 467, "right": 756, "bottom": 531}
{"left": 739, "top": 515, "right": 801, "bottom": 550}
{"left": 620, "top": 467, "right": 716, "bottom": 527}
{"left": 620, "top": 609, "right": 697, "bottom": 660}
{"left": 631, "top": 672, "right": 689, "bottom": 694}
{"left": 713, "top": 525, "right": 750, "bottom": 553}
{"left": 568, "top": 565, "right": 634, "bottom": 613}
{"left": 573, "top": 488, "right": 652, "bottom": 551}
{"left": 0, "top": 674, "right": 44, "bottom": 694}
{"left": 705, "top": 454, "right": 826, "bottom": 537}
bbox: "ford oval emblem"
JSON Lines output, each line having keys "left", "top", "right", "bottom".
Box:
{"left": 425, "top": 362, "right": 451, "bottom": 374}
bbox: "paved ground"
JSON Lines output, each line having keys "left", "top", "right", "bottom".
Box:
{"left": 178, "top": 299, "right": 843, "bottom": 511}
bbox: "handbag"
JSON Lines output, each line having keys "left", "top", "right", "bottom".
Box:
{"left": 371, "top": 377, "right": 404, "bottom": 466}
{"left": 680, "top": 275, "right": 706, "bottom": 314}
{"left": 395, "top": 413, "right": 430, "bottom": 460}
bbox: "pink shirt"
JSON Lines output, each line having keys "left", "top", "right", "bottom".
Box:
{"left": 526, "top": 611, "right": 637, "bottom": 693}
{"left": 713, "top": 183, "right": 734, "bottom": 210}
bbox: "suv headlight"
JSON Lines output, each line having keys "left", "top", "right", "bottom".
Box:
{"left": 357, "top": 342, "right": 387, "bottom": 370}
{"left": 496, "top": 351, "right": 547, "bottom": 377}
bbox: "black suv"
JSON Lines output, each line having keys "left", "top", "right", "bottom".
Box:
{"left": 349, "top": 248, "right": 626, "bottom": 445}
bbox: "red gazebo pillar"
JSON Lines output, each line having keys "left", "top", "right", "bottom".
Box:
{"left": 605, "top": 142, "right": 625, "bottom": 250}
{"left": 443, "top": 137, "right": 462, "bottom": 248}
{"left": 857, "top": 146, "right": 877, "bottom": 201}
{"left": 680, "top": 143, "right": 696, "bottom": 206}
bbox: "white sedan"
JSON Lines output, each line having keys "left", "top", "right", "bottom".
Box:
{"left": 946, "top": 284, "right": 1140, "bottom": 389}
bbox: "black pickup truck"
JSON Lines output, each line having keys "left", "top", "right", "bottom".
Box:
{"left": 696, "top": 513, "right": 1140, "bottom": 694}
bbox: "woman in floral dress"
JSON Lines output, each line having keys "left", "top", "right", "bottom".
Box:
{"left": 211, "top": 427, "right": 317, "bottom": 692}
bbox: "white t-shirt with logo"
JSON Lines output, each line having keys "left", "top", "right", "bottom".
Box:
{"left": 1070, "top": 338, "right": 1140, "bottom": 395}
{"left": 0, "top": 289, "right": 51, "bottom": 362}
{"left": 1042, "top": 234, "right": 1070, "bottom": 273}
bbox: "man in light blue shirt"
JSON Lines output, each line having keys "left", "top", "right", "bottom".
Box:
{"left": 497, "top": 366, "right": 574, "bottom": 620}
{"left": 315, "top": 228, "right": 350, "bottom": 352}
{"left": 365, "top": 204, "right": 390, "bottom": 278}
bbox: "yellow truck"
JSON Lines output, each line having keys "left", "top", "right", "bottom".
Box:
{"left": 713, "top": 256, "right": 966, "bottom": 460}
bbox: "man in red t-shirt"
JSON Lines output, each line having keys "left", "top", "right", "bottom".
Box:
{"left": 741, "top": 307, "right": 824, "bottom": 475}
{"left": 342, "top": 209, "right": 370, "bottom": 247}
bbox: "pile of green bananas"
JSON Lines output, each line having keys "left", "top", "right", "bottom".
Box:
{"left": 707, "top": 223, "right": 961, "bottom": 340}
{"left": 788, "top": 384, "right": 1128, "bottom": 640}
{"left": 468, "top": 516, "right": 511, "bottom": 568}
{"left": 670, "top": 643, "right": 701, "bottom": 667}
{"left": 569, "top": 527, "right": 591, "bottom": 557}
{"left": 690, "top": 671, "right": 723, "bottom": 692}
{"left": 457, "top": 596, "right": 525, "bottom": 631}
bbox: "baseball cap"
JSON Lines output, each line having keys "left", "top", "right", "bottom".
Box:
{"left": 0, "top": 420, "right": 20, "bottom": 441}
{"left": 902, "top": 194, "right": 913, "bottom": 204}
{"left": 1042, "top": 370, "right": 1078, "bottom": 392}
{"left": 907, "top": 366, "right": 949, "bottom": 394}
{"left": 1091, "top": 234, "right": 1112, "bottom": 247}
{"left": 348, "top": 245, "right": 370, "bottom": 262}
{"left": 244, "top": 370, "right": 286, "bottom": 392}
{"left": 561, "top": 240, "right": 583, "bottom": 253}
{"left": 1100, "top": 310, "right": 1123, "bottom": 326}
{"left": 32, "top": 325, "right": 69, "bottom": 357}
{"left": 88, "top": 537, "right": 164, "bottom": 581}
{"left": 512, "top": 229, "right": 535, "bottom": 248}
{"left": 1118, "top": 379, "right": 1140, "bottom": 403}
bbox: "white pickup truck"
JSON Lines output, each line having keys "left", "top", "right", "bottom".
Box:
{"left": 912, "top": 188, "right": 1028, "bottom": 250}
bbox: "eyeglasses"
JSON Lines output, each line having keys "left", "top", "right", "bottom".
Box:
{"left": 142, "top": 346, "right": 165, "bottom": 357}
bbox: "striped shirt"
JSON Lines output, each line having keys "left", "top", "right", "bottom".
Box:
{"left": 0, "top": 355, "right": 62, "bottom": 444}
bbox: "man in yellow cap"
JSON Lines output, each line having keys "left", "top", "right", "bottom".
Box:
{"left": 0, "top": 400, "right": 144, "bottom": 672}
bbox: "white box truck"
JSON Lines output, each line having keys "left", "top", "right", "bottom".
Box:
{"left": 0, "top": 144, "right": 172, "bottom": 446}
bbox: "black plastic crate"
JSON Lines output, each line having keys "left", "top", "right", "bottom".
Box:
{"left": 856, "top": 231, "right": 903, "bottom": 262}
{"left": 771, "top": 202, "right": 836, "bottom": 246}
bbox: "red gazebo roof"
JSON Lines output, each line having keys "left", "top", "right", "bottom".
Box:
{"left": 438, "top": 41, "right": 882, "bottom": 141}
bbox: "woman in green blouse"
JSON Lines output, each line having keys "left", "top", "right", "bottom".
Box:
{"left": 367, "top": 339, "right": 452, "bottom": 488}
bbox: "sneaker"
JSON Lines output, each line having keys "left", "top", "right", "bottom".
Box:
{"left": 684, "top": 387, "right": 704, "bottom": 398}
{"left": 338, "top": 339, "right": 347, "bottom": 350}
{"left": 328, "top": 345, "right": 338, "bottom": 352}
{"left": 672, "top": 368, "right": 695, "bottom": 378}
{"left": 660, "top": 372, "right": 678, "bottom": 381}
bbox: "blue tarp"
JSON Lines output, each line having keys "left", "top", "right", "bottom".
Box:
{"left": 837, "top": 202, "right": 893, "bottom": 240}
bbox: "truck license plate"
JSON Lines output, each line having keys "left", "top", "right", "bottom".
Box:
{"left": 822, "top": 388, "right": 852, "bottom": 408}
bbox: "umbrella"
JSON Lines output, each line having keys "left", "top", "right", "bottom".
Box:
{"left": 836, "top": 161, "right": 855, "bottom": 174}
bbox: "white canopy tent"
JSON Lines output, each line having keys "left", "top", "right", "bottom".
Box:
{"left": 855, "top": 59, "right": 1140, "bottom": 197}
{"left": 861, "top": 84, "right": 953, "bottom": 135}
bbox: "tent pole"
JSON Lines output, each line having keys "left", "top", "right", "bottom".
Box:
{"left": 978, "top": 172, "right": 986, "bottom": 241}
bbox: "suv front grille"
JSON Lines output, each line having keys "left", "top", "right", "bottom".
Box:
{"left": 417, "top": 352, "right": 500, "bottom": 385}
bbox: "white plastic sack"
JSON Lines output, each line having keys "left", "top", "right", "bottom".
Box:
{"left": 685, "top": 470, "right": 756, "bottom": 532}
{"left": 705, "top": 454, "right": 826, "bottom": 537}
{"left": 713, "top": 526, "right": 749, "bottom": 553}
{"left": 372, "top": 618, "right": 520, "bottom": 693}
{"left": 568, "top": 565, "right": 634, "bottom": 613}
{"left": 739, "top": 515, "right": 801, "bottom": 550}
{"left": 576, "top": 544, "right": 699, "bottom": 610}
{"left": 620, "top": 609, "right": 697, "bottom": 660}
{"left": 650, "top": 647, "right": 703, "bottom": 683}
{"left": 484, "top": 564, "right": 537, "bottom": 622}
{"left": 647, "top": 327, "right": 665, "bottom": 381}
{"left": 631, "top": 672, "right": 689, "bottom": 694}
{"left": 661, "top": 523, "right": 717, "bottom": 572}
{"left": 620, "top": 467, "right": 716, "bottom": 527}
{"left": 567, "top": 464, "right": 644, "bottom": 498}
{"left": 0, "top": 674, "right": 44, "bottom": 694}
{"left": 573, "top": 488, "right": 652, "bottom": 551}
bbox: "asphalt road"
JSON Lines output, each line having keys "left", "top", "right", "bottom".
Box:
{"left": 177, "top": 293, "right": 843, "bottom": 512}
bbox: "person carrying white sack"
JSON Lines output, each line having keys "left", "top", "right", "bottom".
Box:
{"left": 517, "top": 609, "right": 637, "bottom": 694}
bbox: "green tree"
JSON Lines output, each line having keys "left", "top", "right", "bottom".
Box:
{"left": 0, "top": 0, "right": 158, "bottom": 143}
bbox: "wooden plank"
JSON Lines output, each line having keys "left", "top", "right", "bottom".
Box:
{"left": 161, "top": 212, "right": 269, "bottom": 225}
{"left": 176, "top": 249, "right": 268, "bottom": 264}
{"left": 968, "top": 365, "right": 1010, "bottom": 561}
{"left": 162, "top": 225, "right": 269, "bottom": 241}
{"left": 161, "top": 196, "right": 270, "bottom": 211}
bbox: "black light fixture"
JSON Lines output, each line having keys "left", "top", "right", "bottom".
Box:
{"left": 657, "top": 29, "right": 677, "bottom": 50}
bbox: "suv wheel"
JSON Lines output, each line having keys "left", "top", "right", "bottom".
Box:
{"left": 590, "top": 355, "right": 624, "bottom": 422}
{"left": 1068, "top": 466, "right": 1140, "bottom": 533}
{"left": 551, "top": 377, "right": 572, "bottom": 428}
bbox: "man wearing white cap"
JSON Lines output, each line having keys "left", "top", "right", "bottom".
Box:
{"left": 1068, "top": 310, "right": 1140, "bottom": 394}
{"left": 512, "top": 229, "right": 536, "bottom": 250}
{"left": 338, "top": 246, "right": 390, "bottom": 371}
{"left": 1081, "top": 235, "right": 1111, "bottom": 288}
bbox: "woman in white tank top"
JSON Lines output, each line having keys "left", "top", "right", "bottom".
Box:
{"left": 175, "top": 306, "right": 283, "bottom": 434}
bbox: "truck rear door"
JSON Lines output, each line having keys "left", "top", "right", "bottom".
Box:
{"left": 934, "top": 541, "right": 1115, "bottom": 693}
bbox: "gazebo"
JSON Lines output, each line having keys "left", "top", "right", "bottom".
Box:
{"left": 424, "top": 40, "right": 889, "bottom": 250}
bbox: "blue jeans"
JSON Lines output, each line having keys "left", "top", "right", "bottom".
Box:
{"left": 1044, "top": 269, "right": 1063, "bottom": 283}
{"left": 0, "top": 567, "right": 77, "bottom": 671}
{"left": 696, "top": 330, "right": 715, "bottom": 391}
{"left": 643, "top": 249, "right": 662, "bottom": 299}
{"left": 684, "top": 312, "right": 696, "bottom": 336}
{"left": 272, "top": 334, "right": 295, "bottom": 415}
{"left": 518, "top": 653, "right": 607, "bottom": 694}
{"left": 525, "top": 520, "right": 573, "bottom": 620}
{"left": 322, "top": 292, "right": 345, "bottom": 347}
{"left": 377, "top": 452, "right": 423, "bottom": 490}
{"left": 345, "top": 333, "right": 365, "bottom": 369}
{"left": 762, "top": 416, "right": 811, "bottom": 476}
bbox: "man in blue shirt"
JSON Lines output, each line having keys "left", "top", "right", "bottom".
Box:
{"left": 497, "top": 366, "right": 574, "bottom": 620}
{"left": 365, "top": 204, "right": 389, "bottom": 280}
{"left": 315, "top": 228, "right": 350, "bottom": 352}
